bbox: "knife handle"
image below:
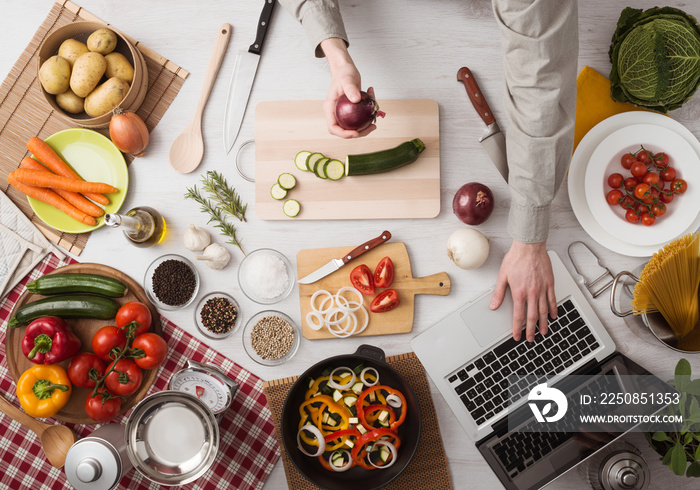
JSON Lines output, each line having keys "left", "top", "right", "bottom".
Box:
{"left": 342, "top": 231, "right": 392, "bottom": 264}
{"left": 457, "top": 67, "right": 495, "bottom": 126}
{"left": 249, "top": 0, "right": 276, "bottom": 55}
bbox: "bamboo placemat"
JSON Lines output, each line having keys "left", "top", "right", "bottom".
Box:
{"left": 0, "top": 1, "right": 188, "bottom": 255}
{"left": 262, "top": 352, "right": 453, "bottom": 489}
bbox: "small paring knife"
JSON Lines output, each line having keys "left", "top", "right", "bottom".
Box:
{"left": 297, "top": 231, "right": 392, "bottom": 284}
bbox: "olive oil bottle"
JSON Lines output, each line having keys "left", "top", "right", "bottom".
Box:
{"left": 104, "top": 206, "right": 166, "bottom": 247}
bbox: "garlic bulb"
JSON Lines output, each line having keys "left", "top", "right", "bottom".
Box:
{"left": 183, "top": 224, "right": 211, "bottom": 251}
{"left": 196, "top": 243, "right": 231, "bottom": 270}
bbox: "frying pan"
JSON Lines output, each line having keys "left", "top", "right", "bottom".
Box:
{"left": 281, "top": 345, "right": 422, "bottom": 490}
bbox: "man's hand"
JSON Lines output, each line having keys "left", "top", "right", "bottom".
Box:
{"left": 490, "top": 241, "right": 557, "bottom": 342}
{"left": 320, "top": 38, "right": 376, "bottom": 138}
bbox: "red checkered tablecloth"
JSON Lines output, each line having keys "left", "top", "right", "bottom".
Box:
{"left": 0, "top": 254, "right": 280, "bottom": 489}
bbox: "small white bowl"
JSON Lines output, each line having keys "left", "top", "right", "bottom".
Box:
{"left": 242, "top": 310, "right": 300, "bottom": 366}
{"left": 144, "top": 254, "right": 199, "bottom": 310}
{"left": 194, "top": 292, "right": 241, "bottom": 340}
{"left": 238, "top": 248, "right": 295, "bottom": 304}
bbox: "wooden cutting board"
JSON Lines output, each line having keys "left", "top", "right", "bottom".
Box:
{"left": 5, "top": 263, "right": 161, "bottom": 424}
{"left": 297, "top": 242, "right": 450, "bottom": 339}
{"left": 254, "top": 99, "right": 440, "bottom": 220}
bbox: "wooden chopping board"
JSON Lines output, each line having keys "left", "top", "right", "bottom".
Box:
{"left": 254, "top": 99, "right": 440, "bottom": 220}
{"left": 297, "top": 242, "right": 450, "bottom": 339}
{"left": 5, "top": 263, "right": 161, "bottom": 424}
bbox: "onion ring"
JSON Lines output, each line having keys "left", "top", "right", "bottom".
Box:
{"left": 325, "top": 307, "right": 350, "bottom": 326}
{"left": 353, "top": 305, "right": 370, "bottom": 335}
{"left": 368, "top": 440, "right": 398, "bottom": 469}
{"left": 328, "top": 367, "right": 357, "bottom": 390}
{"left": 297, "top": 425, "right": 326, "bottom": 457}
{"left": 386, "top": 394, "right": 403, "bottom": 408}
{"left": 329, "top": 449, "right": 354, "bottom": 472}
{"left": 306, "top": 311, "right": 324, "bottom": 331}
{"left": 311, "top": 289, "right": 334, "bottom": 314}
{"left": 335, "top": 287, "right": 363, "bottom": 311}
{"left": 360, "top": 367, "right": 379, "bottom": 387}
{"left": 327, "top": 311, "right": 358, "bottom": 338}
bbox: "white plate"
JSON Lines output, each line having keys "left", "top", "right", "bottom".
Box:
{"left": 584, "top": 123, "right": 700, "bottom": 246}
{"left": 568, "top": 112, "right": 700, "bottom": 257}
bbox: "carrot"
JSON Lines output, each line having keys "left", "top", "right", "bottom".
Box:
{"left": 7, "top": 173, "right": 97, "bottom": 226}
{"left": 27, "top": 137, "right": 109, "bottom": 206}
{"left": 10, "top": 168, "right": 118, "bottom": 194}
{"left": 20, "top": 157, "right": 104, "bottom": 218}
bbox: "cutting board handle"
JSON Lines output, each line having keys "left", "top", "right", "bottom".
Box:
{"left": 404, "top": 272, "right": 451, "bottom": 296}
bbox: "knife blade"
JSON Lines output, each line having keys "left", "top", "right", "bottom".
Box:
{"left": 223, "top": 0, "right": 276, "bottom": 154}
{"left": 457, "top": 67, "right": 508, "bottom": 182}
{"left": 297, "top": 231, "right": 392, "bottom": 284}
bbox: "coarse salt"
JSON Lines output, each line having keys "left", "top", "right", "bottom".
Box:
{"left": 244, "top": 252, "right": 290, "bottom": 299}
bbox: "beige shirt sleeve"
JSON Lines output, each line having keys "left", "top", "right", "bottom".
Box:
{"left": 492, "top": 0, "right": 578, "bottom": 243}
{"left": 278, "top": 0, "right": 348, "bottom": 58}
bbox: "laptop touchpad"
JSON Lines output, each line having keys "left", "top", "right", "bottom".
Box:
{"left": 460, "top": 290, "right": 514, "bottom": 347}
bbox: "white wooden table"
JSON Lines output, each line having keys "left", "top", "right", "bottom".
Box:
{"left": 2, "top": 1, "right": 700, "bottom": 488}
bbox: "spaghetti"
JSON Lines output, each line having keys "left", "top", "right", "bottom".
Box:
{"left": 632, "top": 233, "right": 700, "bottom": 338}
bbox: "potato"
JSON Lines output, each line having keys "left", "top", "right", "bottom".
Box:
{"left": 70, "top": 52, "right": 107, "bottom": 98}
{"left": 56, "top": 88, "right": 85, "bottom": 114}
{"left": 84, "top": 77, "right": 129, "bottom": 117}
{"left": 87, "top": 28, "right": 118, "bottom": 55}
{"left": 39, "top": 56, "right": 71, "bottom": 95}
{"left": 104, "top": 52, "right": 134, "bottom": 84}
{"left": 58, "top": 39, "right": 89, "bottom": 67}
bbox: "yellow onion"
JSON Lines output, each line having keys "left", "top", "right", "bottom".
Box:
{"left": 109, "top": 109, "right": 149, "bottom": 157}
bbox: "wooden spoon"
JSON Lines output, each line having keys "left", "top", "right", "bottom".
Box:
{"left": 169, "top": 23, "right": 232, "bottom": 174}
{"left": 0, "top": 395, "right": 77, "bottom": 468}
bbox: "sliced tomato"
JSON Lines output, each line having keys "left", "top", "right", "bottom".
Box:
{"left": 373, "top": 256, "right": 395, "bottom": 288}
{"left": 370, "top": 289, "right": 400, "bottom": 313}
{"left": 350, "top": 265, "right": 375, "bottom": 295}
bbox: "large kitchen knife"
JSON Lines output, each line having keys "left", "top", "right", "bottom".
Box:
{"left": 297, "top": 231, "right": 392, "bottom": 284}
{"left": 457, "top": 67, "right": 508, "bottom": 182}
{"left": 223, "top": 0, "right": 276, "bottom": 154}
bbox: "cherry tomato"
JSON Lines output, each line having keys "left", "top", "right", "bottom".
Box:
{"left": 625, "top": 208, "right": 641, "bottom": 223}
{"left": 92, "top": 326, "right": 127, "bottom": 361}
{"left": 623, "top": 177, "right": 638, "bottom": 192}
{"left": 105, "top": 359, "right": 142, "bottom": 396}
{"left": 606, "top": 189, "right": 624, "bottom": 206}
{"left": 630, "top": 161, "right": 648, "bottom": 178}
{"left": 131, "top": 333, "right": 168, "bottom": 370}
{"left": 654, "top": 152, "right": 670, "bottom": 168}
{"left": 68, "top": 353, "right": 106, "bottom": 389}
{"left": 85, "top": 391, "right": 121, "bottom": 423}
{"left": 660, "top": 191, "right": 674, "bottom": 204}
{"left": 607, "top": 173, "right": 624, "bottom": 188}
{"left": 637, "top": 149, "right": 651, "bottom": 164}
{"left": 656, "top": 179, "right": 665, "bottom": 191}
{"left": 651, "top": 202, "right": 666, "bottom": 217}
{"left": 621, "top": 153, "right": 638, "bottom": 170}
{"left": 660, "top": 166, "right": 676, "bottom": 182}
{"left": 648, "top": 187, "right": 659, "bottom": 203}
{"left": 641, "top": 213, "right": 656, "bottom": 226}
{"left": 350, "top": 264, "right": 375, "bottom": 295}
{"left": 116, "top": 301, "right": 152, "bottom": 337}
{"left": 672, "top": 179, "right": 688, "bottom": 194}
{"left": 369, "top": 289, "right": 400, "bottom": 313}
{"left": 643, "top": 172, "right": 660, "bottom": 186}
{"left": 373, "top": 256, "right": 395, "bottom": 288}
{"left": 619, "top": 195, "right": 636, "bottom": 210}
{"left": 633, "top": 183, "right": 650, "bottom": 200}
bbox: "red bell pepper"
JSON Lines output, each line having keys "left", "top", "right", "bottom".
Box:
{"left": 357, "top": 385, "right": 407, "bottom": 431}
{"left": 351, "top": 428, "right": 401, "bottom": 470}
{"left": 21, "top": 316, "right": 81, "bottom": 364}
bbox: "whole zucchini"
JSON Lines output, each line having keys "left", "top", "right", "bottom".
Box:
{"left": 26, "top": 273, "right": 128, "bottom": 297}
{"left": 8, "top": 295, "right": 120, "bottom": 328}
{"left": 345, "top": 138, "right": 426, "bottom": 176}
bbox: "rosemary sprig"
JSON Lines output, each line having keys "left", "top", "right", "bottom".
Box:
{"left": 184, "top": 185, "right": 245, "bottom": 254}
{"left": 201, "top": 170, "right": 247, "bottom": 222}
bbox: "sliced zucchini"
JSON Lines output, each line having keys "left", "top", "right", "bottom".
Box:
{"left": 306, "top": 152, "right": 325, "bottom": 173}
{"left": 349, "top": 417, "right": 359, "bottom": 425}
{"left": 345, "top": 439, "right": 355, "bottom": 449}
{"left": 380, "top": 446, "right": 391, "bottom": 462}
{"left": 294, "top": 150, "right": 312, "bottom": 171}
{"left": 327, "top": 418, "right": 337, "bottom": 427}
{"left": 283, "top": 199, "right": 301, "bottom": 217}
{"left": 357, "top": 425, "right": 368, "bottom": 435}
{"left": 332, "top": 390, "right": 343, "bottom": 403}
{"left": 322, "top": 412, "right": 330, "bottom": 424}
{"left": 377, "top": 410, "right": 390, "bottom": 424}
{"left": 343, "top": 395, "right": 358, "bottom": 407}
{"left": 345, "top": 138, "right": 426, "bottom": 176}
{"left": 325, "top": 159, "right": 345, "bottom": 181}
{"left": 314, "top": 157, "right": 330, "bottom": 179}
{"left": 306, "top": 377, "right": 315, "bottom": 389}
{"left": 351, "top": 382, "right": 364, "bottom": 395}
{"left": 353, "top": 363, "right": 366, "bottom": 375}
{"left": 270, "top": 183, "right": 287, "bottom": 200}
{"left": 278, "top": 173, "right": 297, "bottom": 190}
{"left": 369, "top": 390, "right": 376, "bottom": 403}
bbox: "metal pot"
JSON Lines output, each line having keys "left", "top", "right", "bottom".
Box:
{"left": 280, "top": 344, "right": 422, "bottom": 490}
{"left": 610, "top": 270, "right": 700, "bottom": 354}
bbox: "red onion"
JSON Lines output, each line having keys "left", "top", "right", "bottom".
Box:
{"left": 453, "top": 182, "right": 494, "bottom": 225}
{"left": 334, "top": 91, "right": 386, "bottom": 131}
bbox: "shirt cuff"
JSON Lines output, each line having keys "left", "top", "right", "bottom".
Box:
{"left": 507, "top": 202, "right": 550, "bottom": 244}
{"left": 299, "top": 5, "right": 349, "bottom": 58}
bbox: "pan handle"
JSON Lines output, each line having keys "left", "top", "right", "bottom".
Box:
{"left": 610, "top": 271, "right": 639, "bottom": 318}
{"left": 354, "top": 344, "right": 387, "bottom": 364}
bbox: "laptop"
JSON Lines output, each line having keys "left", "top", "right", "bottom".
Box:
{"left": 410, "top": 251, "right": 667, "bottom": 490}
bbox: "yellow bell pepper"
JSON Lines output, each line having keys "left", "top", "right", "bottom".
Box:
{"left": 16, "top": 364, "right": 71, "bottom": 418}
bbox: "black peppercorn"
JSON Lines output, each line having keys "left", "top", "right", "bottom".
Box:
{"left": 152, "top": 259, "right": 196, "bottom": 306}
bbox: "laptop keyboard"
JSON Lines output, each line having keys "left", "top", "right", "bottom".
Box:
{"left": 447, "top": 299, "right": 601, "bottom": 426}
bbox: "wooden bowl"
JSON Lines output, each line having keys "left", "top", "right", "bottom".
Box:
{"left": 5, "top": 263, "right": 162, "bottom": 424}
{"left": 37, "top": 22, "right": 148, "bottom": 128}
